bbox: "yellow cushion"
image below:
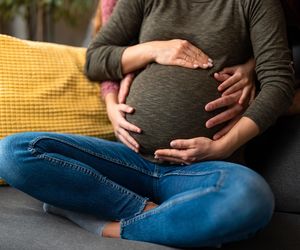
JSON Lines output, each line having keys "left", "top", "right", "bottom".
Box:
{"left": 0, "top": 179, "right": 7, "bottom": 186}
{"left": 0, "top": 35, "right": 115, "bottom": 185}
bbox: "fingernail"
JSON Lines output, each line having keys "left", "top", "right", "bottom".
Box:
{"left": 170, "top": 141, "right": 176, "bottom": 147}
{"left": 193, "top": 64, "right": 199, "bottom": 68}
{"left": 203, "top": 64, "right": 208, "bottom": 68}
{"left": 208, "top": 62, "right": 213, "bottom": 67}
{"left": 206, "top": 121, "right": 212, "bottom": 128}
{"left": 154, "top": 155, "right": 158, "bottom": 159}
{"left": 208, "top": 58, "right": 213, "bottom": 63}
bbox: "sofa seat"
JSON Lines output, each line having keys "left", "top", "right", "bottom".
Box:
{"left": 0, "top": 187, "right": 173, "bottom": 250}
{"left": 1, "top": 187, "right": 300, "bottom": 250}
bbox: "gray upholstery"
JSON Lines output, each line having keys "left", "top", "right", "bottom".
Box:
{"left": 245, "top": 115, "right": 300, "bottom": 213}
{"left": 1, "top": 187, "right": 300, "bottom": 250}
{"left": 0, "top": 187, "right": 174, "bottom": 250}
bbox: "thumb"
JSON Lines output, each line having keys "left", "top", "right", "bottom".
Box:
{"left": 214, "top": 72, "right": 230, "bottom": 82}
{"left": 170, "top": 139, "right": 194, "bottom": 149}
{"left": 218, "top": 66, "right": 237, "bottom": 75}
{"left": 118, "top": 74, "right": 134, "bottom": 103}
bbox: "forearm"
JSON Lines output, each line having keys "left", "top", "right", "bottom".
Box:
{"left": 287, "top": 87, "right": 300, "bottom": 115}
{"left": 105, "top": 91, "right": 118, "bottom": 108}
{"left": 121, "top": 42, "right": 155, "bottom": 74}
{"left": 85, "top": 0, "right": 144, "bottom": 81}
{"left": 216, "top": 117, "right": 259, "bottom": 158}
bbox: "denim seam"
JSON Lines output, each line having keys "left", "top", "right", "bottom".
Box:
{"left": 27, "top": 144, "right": 146, "bottom": 203}
{"left": 121, "top": 169, "right": 226, "bottom": 230}
{"left": 162, "top": 170, "right": 222, "bottom": 178}
{"left": 28, "top": 136, "right": 156, "bottom": 177}
{"left": 121, "top": 172, "right": 226, "bottom": 234}
{"left": 120, "top": 185, "right": 219, "bottom": 237}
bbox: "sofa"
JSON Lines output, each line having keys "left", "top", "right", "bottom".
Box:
{"left": 0, "top": 29, "right": 300, "bottom": 250}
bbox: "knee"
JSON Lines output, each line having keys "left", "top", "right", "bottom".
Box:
{"left": 0, "top": 132, "right": 43, "bottom": 186}
{"left": 229, "top": 166, "right": 275, "bottom": 230}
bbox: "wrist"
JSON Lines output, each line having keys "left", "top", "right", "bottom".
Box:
{"left": 142, "top": 41, "right": 157, "bottom": 62}
{"left": 105, "top": 92, "right": 118, "bottom": 115}
{"left": 121, "top": 43, "right": 155, "bottom": 74}
{"left": 215, "top": 117, "right": 260, "bottom": 158}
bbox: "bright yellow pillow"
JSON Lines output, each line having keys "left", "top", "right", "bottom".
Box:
{"left": 0, "top": 179, "right": 7, "bottom": 186}
{"left": 0, "top": 35, "right": 116, "bottom": 185}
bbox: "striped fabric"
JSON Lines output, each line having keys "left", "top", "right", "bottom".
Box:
{"left": 0, "top": 35, "right": 115, "bottom": 185}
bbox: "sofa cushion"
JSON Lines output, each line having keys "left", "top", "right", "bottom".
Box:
{"left": 0, "top": 178, "right": 7, "bottom": 186}
{"left": 0, "top": 35, "right": 114, "bottom": 141}
{"left": 0, "top": 187, "right": 174, "bottom": 250}
{"left": 1, "top": 187, "right": 300, "bottom": 250}
{"left": 245, "top": 114, "right": 300, "bottom": 213}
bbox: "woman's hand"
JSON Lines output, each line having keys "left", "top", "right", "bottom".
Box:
{"left": 287, "top": 87, "right": 300, "bottom": 115}
{"left": 155, "top": 117, "right": 259, "bottom": 164}
{"left": 118, "top": 73, "right": 134, "bottom": 104}
{"left": 105, "top": 87, "right": 141, "bottom": 153}
{"left": 216, "top": 58, "right": 256, "bottom": 104}
{"left": 204, "top": 58, "right": 256, "bottom": 139}
{"left": 122, "top": 39, "right": 213, "bottom": 75}
{"left": 150, "top": 39, "right": 213, "bottom": 69}
{"left": 154, "top": 137, "right": 228, "bottom": 165}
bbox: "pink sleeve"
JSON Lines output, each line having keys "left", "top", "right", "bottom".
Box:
{"left": 102, "top": 0, "right": 118, "bottom": 25}
{"left": 101, "top": 80, "right": 120, "bottom": 98}
{"left": 100, "top": 0, "right": 120, "bottom": 100}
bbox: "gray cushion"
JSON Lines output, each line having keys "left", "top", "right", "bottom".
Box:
{"left": 245, "top": 115, "right": 300, "bottom": 213}
{"left": 0, "top": 187, "right": 174, "bottom": 250}
{"left": 2, "top": 187, "right": 300, "bottom": 250}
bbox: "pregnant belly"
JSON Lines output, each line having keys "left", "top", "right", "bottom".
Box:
{"left": 126, "top": 64, "right": 224, "bottom": 161}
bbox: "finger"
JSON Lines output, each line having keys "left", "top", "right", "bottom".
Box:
{"left": 250, "top": 85, "right": 256, "bottom": 104}
{"left": 117, "top": 126, "right": 140, "bottom": 148}
{"left": 154, "top": 155, "right": 187, "bottom": 164}
{"left": 119, "top": 118, "right": 142, "bottom": 133}
{"left": 187, "top": 46, "right": 213, "bottom": 69}
{"left": 206, "top": 104, "right": 243, "bottom": 128}
{"left": 214, "top": 72, "right": 230, "bottom": 82}
{"left": 182, "top": 52, "right": 208, "bottom": 69}
{"left": 119, "top": 74, "right": 134, "bottom": 103}
{"left": 218, "top": 66, "right": 237, "bottom": 75}
{"left": 238, "top": 85, "right": 252, "bottom": 105}
{"left": 181, "top": 52, "right": 203, "bottom": 68}
{"left": 170, "top": 139, "right": 195, "bottom": 149}
{"left": 116, "top": 110, "right": 141, "bottom": 133}
{"left": 118, "top": 103, "right": 135, "bottom": 114}
{"left": 175, "top": 58, "right": 200, "bottom": 69}
{"left": 222, "top": 80, "right": 245, "bottom": 96}
{"left": 117, "top": 133, "right": 139, "bottom": 153}
{"left": 218, "top": 74, "right": 240, "bottom": 92}
{"left": 154, "top": 149, "right": 186, "bottom": 159}
{"left": 213, "top": 119, "right": 239, "bottom": 140}
{"left": 118, "top": 128, "right": 139, "bottom": 148}
{"left": 205, "top": 92, "right": 240, "bottom": 111}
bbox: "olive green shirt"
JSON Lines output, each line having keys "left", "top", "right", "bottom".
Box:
{"left": 85, "top": 0, "right": 295, "bottom": 161}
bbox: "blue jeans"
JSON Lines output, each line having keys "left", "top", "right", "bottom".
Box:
{"left": 0, "top": 132, "right": 274, "bottom": 248}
